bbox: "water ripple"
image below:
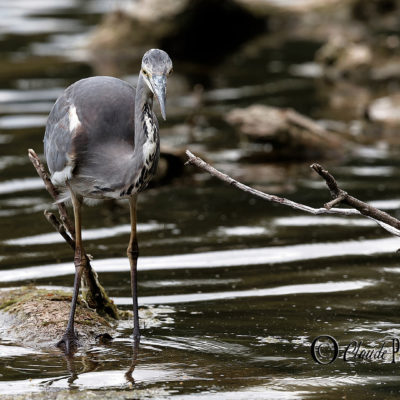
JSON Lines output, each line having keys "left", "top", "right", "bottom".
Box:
{"left": 114, "top": 280, "right": 374, "bottom": 305}
{"left": 0, "top": 178, "right": 43, "bottom": 195}
{"left": 0, "top": 115, "right": 47, "bottom": 129}
{"left": 0, "top": 236, "right": 398, "bottom": 281}
{"left": 5, "top": 222, "right": 176, "bottom": 246}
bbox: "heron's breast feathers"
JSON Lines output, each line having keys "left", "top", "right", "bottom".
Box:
{"left": 46, "top": 92, "right": 160, "bottom": 200}
{"left": 118, "top": 104, "right": 159, "bottom": 197}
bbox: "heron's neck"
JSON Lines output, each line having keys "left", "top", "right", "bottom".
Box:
{"left": 134, "top": 73, "right": 156, "bottom": 152}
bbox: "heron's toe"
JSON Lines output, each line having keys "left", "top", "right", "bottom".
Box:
{"left": 57, "top": 330, "right": 79, "bottom": 355}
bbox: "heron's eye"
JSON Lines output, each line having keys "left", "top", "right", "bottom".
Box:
{"left": 142, "top": 69, "right": 148, "bottom": 76}
{"left": 168, "top": 68, "right": 173, "bottom": 75}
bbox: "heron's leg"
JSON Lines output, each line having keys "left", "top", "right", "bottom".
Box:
{"left": 127, "top": 195, "right": 140, "bottom": 340}
{"left": 57, "top": 190, "right": 85, "bottom": 354}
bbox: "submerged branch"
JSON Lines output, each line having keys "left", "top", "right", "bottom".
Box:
{"left": 28, "top": 149, "right": 119, "bottom": 319}
{"left": 185, "top": 150, "right": 400, "bottom": 238}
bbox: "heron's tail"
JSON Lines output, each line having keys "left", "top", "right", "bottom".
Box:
{"left": 53, "top": 188, "right": 71, "bottom": 205}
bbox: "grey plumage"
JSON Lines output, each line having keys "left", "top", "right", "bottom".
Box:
{"left": 44, "top": 49, "right": 172, "bottom": 201}
{"left": 43, "top": 49, "right": 172, "bottom": 354}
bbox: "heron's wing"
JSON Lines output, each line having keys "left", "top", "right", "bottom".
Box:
{"left": 44, "top": 76, "right": 138, "bottom": 192}
{"left": 44, "top": 92, "right": 74, "bottom": 176}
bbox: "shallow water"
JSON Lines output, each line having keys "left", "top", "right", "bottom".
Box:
{"left": 1, "top": 1, "right": 400, "bottom": 399}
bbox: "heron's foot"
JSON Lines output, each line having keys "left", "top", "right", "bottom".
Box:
{"left": 57, "top": 330, "right": 79, "bottom": 355}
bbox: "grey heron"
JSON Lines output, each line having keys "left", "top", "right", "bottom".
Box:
{"left": 44, "top": 49, "right": 173, "bottom": 354}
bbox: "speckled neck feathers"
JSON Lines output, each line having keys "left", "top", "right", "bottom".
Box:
{"left": 119, "top": 74, "right": 160, "bottom": 197}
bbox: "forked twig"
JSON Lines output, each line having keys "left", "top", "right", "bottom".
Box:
{"left": 28, "top": 149, "right": 74, "bottom": 237}
{"left": 311, "top": 163, "right": 400, "bottom": 230}
{"left": 44, "top": 211, "right": 75, "bottom": 249}
{"left": 185, "top": 150, "right": 400, "bottom": 238}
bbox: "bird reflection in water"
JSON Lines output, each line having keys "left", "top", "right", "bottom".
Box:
{"left": 125, "top": 339, "right": 141, "bottom": 385}
{"left": 59, "top": 339, "right": 141, "bottom": 387}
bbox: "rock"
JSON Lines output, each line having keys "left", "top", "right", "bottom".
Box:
{"left": 312, "top": 1, "right": 400, "bottom": 85}
{"left": 371, "top": 58, "right": 400, "bottom": 81}
{"left": 235, "top": 0, "right": 351, "bottom": 16}
{"left": 352, "top": 0, "right": 400, "bottom": 30}
{"left": 0, "top": 287, "right": 117, "bottom": 350}
{"left": 88, "top": 7, "right": 174, "bottom": 51}
{"left": 315, "top": 36, "right": 372, "bottom": 80}
{"left": 226, "top": 105, "right": 288, "bottom": 140}
{"left": 316, "top": 80, "right": 372, "bottom": 120}
{"left": 367, "top": 94, "right": 400, "bottom": 124}
{"left": 89, "top": 0, "right": 266, "bottom": 64}
{"left": 126, "top": 0, "right": 189, "bottom": 23}
{"left": 225, "top": 104, "right": 348, "bottom": 160}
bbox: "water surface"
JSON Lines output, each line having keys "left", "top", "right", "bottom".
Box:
{"left": 1, "top": 1, "right": 400, "bottom": 399}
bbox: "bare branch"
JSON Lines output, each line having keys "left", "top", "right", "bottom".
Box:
{"left": 44, "top": 210, "right": 75, "bottom": 249}
{"left": 28, "top": 149, "right": 119, "bottom": 319}
{"left": 311, "top": 163, "right": 400, "bottom": 230}
{"left": 325, "top": 194, "right": 346, "bottom": 210}
{"left": 28, "top": 149, "right": 74, "bottom": 237}
{"left": 185, "top": 150, "right": 400, "bottom": 237}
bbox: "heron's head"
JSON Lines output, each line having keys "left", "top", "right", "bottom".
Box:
{"left": 141, "top": 49, "right": 173, "bottom": 120}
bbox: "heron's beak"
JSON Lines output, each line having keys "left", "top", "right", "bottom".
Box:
{"left": 151, "top": 75, "right": 167, "bottom": 120}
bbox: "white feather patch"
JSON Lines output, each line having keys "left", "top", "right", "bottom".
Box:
{"left": 69, "top": 104, "right": 81, "bottom": 133}
{"left": 51, "top": 165, "right": 73, "bottom": 186}
{"left": 143, "top": 112, "right": 157, "bottom": 162}
{"left": 144, "top": 112, "right": 155, "bottom": 138}
{"left": 143, "top": 140, "right": 157, "bottom": 163}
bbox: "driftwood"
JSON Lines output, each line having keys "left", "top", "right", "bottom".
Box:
{"left": 185, "top": 150, "right": 400, "bottom": 238}
{"left": 28, "top": 149, "right": 119, "bottom": 319}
